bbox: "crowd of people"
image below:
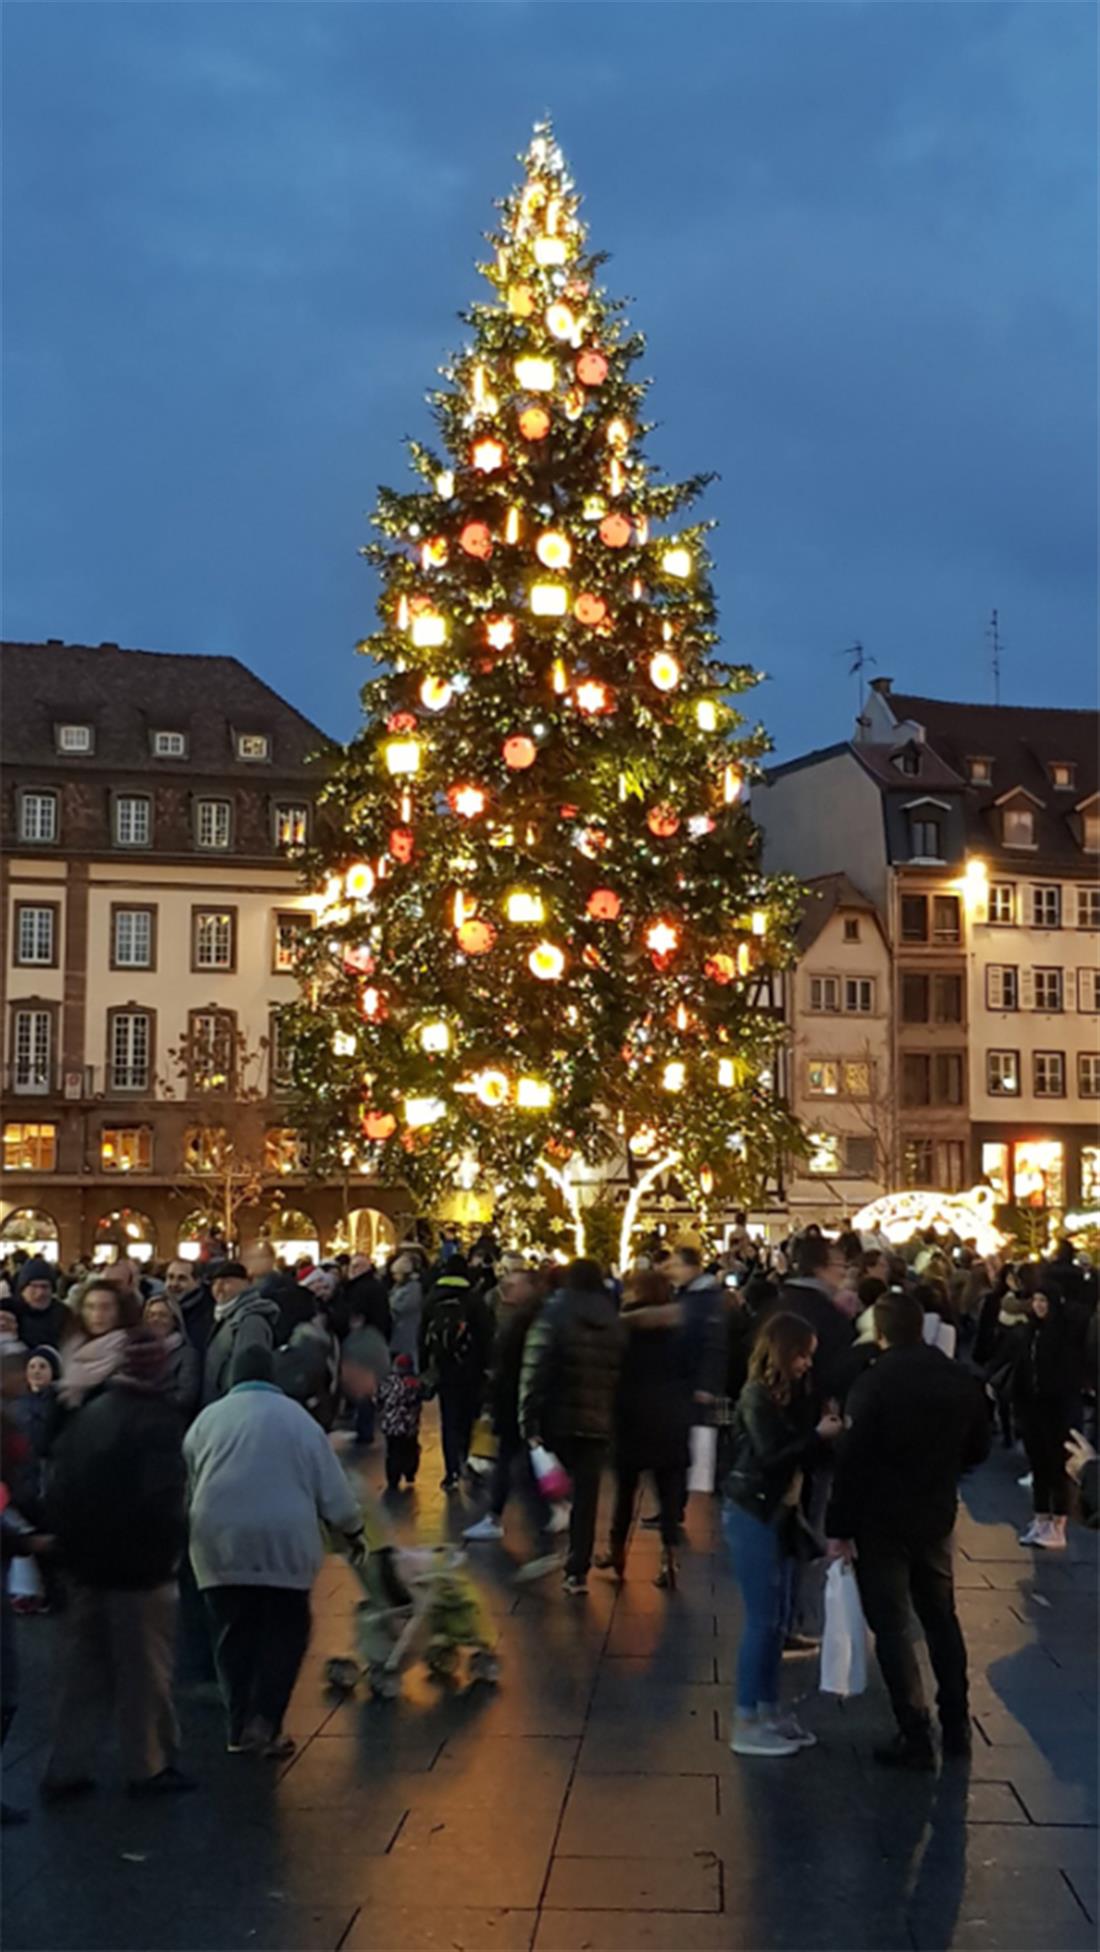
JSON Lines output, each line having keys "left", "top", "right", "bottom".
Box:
{"left": 0, "top": 1212, "right": 1096, "bottom": 1822}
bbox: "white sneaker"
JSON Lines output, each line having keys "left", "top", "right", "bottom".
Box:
{"left": 1034, "top": 1518, "right": 1067, "bottom": 1551}
{"left": 730, "top": 1717, "right": 801, "bottom": 1758}
{"left": 766, "top": 1713, "right": 817, "bottom": 1749}
{"left": 463, "top": 1515, "right": 504, "bottom": 1542}
{"left": 1018, "top": 1519, "right": 1044, "bottom": 1546}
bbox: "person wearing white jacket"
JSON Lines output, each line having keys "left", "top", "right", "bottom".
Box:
{"left": 184, "top": 1345, "right": 363, "bottom": 1758}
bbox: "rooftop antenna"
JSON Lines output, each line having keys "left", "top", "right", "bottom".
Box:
{"left": 836, "top": 641, "right": 876, "bottom": 717}
{"left": 987, "top": 608, "right": 1002, "bottom": 705}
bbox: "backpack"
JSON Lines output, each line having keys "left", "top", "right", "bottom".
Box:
{"left": 427, "top": 1295, "right": 475, "bottom": 1370}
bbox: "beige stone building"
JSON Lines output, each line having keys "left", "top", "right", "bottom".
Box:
{"left": 1, "top": 640, "right": 406, "bottom": 1266}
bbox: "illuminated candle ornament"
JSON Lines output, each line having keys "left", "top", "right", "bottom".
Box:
{"left": 385, "top": 739, "right": 421, "bottom": 777}
{"left": 563, "top": 386, "right": 585, "bottom": 421}
{"left": 504, "top": 506, "right": 521, "bottom": 544}
{"left": 649, "top": 652, "right": 681, "bottom": 692}
{"left": 517, "top": 1076, "right": 553, "bottom": 1109}
{"left": 717, "top": 1057, "right": 736, "bottom": 1089}
{"left": 662, "top": 1061, "right": 686, "bottom": 1093}
{"left": 550, "top": 657, "right": 568, "bottom": 694}
{"left": 396, "top": 593, "right": 410, "bottom": 630}
{"left": 419, "top": 675, "right": 453, "bottom": 713}
{"left": 506, "top": 890, "right": 545, "bottom": 923}
{"left": 606, "top": 417, "right": 631, "bottom": 449}
{"left": 361, "top": 986, "right": 386, "bottom": 1021}
{"left": 485, "top": 616, "right": 515, "bottom": 652}
{"left": 419, "top": 1020, "right": 451, "bottom": 1054}
{"left": 514, "top": 355, "right": 555, "bottom": 392}
{"left": 518, "top": 405, "right": 551, "bottom": 441}
{"left": 599, "top": 512, "right": 631, "bottom": 549}
{"left": 471, "top": 437, "right": 505, "bottom": 473}
{"left": 448, "top": 784, "right": 487, "bottom": 819}
{"left": 724, "top": 765, "right": 743, "bottom": 804}
{"left": 699, "top": 1166, "right": 715, "bottom": 1196}
{"left": 751, "top": 909, "right": 768, "bottom": 936}
{"left": 661, "top": 545, "right": 692, "bottom": 579}
{"left": 737, "top": 942, "right": 752, "bottom": 975}
{"left": 530, "top": 582, "right": 568, "bottom": 617}
{"left": 586, "top": 887, "right": 621, "bottom": 921}
{"left": 529, "top": 941, "right": 566, "bottom": 981}
{"left": 410, "top": 611, "right": 447, "bottom": 649}
{"left": 459, "top": 521, "right": 493, "bottom": 560}
{"left": 503, "top": 734, "right": 537, "bottom": 770}
{"left": 435, "top": 470, "right": 454, "bottom": 499}
{"left": 536, "top": 530, "right": 572, "bottom": 570}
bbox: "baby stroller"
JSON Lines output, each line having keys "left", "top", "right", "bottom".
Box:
{"left": 325, "top": 1543, "right": 501, "bottom": 1701}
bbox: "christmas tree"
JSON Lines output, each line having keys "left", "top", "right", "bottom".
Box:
{"left": 289, "top": 124, "right": 801, "bottom": 1253}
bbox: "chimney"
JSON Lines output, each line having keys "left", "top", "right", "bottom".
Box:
{"left": 869, "top": 676, "right": 893, "bottom": 696}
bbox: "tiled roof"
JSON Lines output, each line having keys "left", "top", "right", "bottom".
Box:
{"left": 795, "top": 871, "right": 883, "bottom": 954}
{"left": 851, "top": 741, "right": 966, "bottom": 793}
{"left": 1, "top": 641, "right": 329, "bottom": 775}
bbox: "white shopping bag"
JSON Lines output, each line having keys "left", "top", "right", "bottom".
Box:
{"left": 8, "top": 1553, "right": 43, "bottom": 1602}
{"left": 819, "top": 1559, "right": 868, "bottom": 1697}
{"left": 687, "top": 1424, "right": 717, "bottom": 1494}
{"left": 529, "top": 1444, "right": 571, "bottom": 1503}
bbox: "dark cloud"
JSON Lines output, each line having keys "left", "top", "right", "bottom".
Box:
{"left": 3, "top": 2, "right": 1095, "bottom": 757}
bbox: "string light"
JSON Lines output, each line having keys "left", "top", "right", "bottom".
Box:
{"left": 419, "top": 1021, "right": 451, "bottom": 1054}
{"left": 506, "top": 891, "right": 545, "bottom": 923}
{"left": 515, "top": 356, "right": 555, "bottom": 392}
{"left": 517, "top": 1076, "right": 553, "bottom": 1109}
{"left": 385, "top": 739, "right": 421, "bottom": 776}
{"left": 530, "top": 582, "right": 568, "bottom": 616}
{"left": 662, "top": 1061, "right": 686, "bottom": 1092}
{"left": 696, "top": 700, "right": 717, "bottom": 732}
{"left": 660, "top": 545, "right": 692, "bottom": 579}
{"left": 405, "top": 1096, "right": 446, "bottom": 1128}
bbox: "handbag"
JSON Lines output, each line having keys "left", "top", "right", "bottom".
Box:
{"left": 468, "top": 1413, "right": 499, "bottom": 1463}
{"left": 687, "top": 1424, "right": 718, "bottom": 1494}
{"left": 819, "top": 1559, "right": 869, "bottom": 1696}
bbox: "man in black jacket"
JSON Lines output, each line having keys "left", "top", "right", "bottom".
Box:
{"left": 41, "top": 1330, "right": 194, "bottom": 1799}
{"left": 826, "top": 1289, "right": 991, "bottom": 1770}
{"left": 520, "top": 1259, "right": 626, "bottom": 1595}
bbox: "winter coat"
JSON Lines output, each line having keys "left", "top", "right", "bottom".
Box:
{"left": 260, "top": 1268, "right": 315, "bottom": 1345}
{"left": 15, "top": 1296, "right": 71, "bottom": 1353}
{"left": 47, "top": 1377, "right": 187, "bottom": 1590}
{"left": 420, "top": 1275, "right": 493, "bottom": 1380}
{"left": 200, "top": 1288, "right": 280, "bottom": 1406}
{"left": 761, "top": 1277, "right": 855, "bottom": 1400}
{"left": 676, "top": 1275, "right": 728, "bottom": 1400}
{"left": 184, "top": 1382, "right": 361, "bottom": 1590}
{"left": 377, "top": 1370, "right": 425, "bottom": 1440}
{"left": 342, "top": 1271, "right": 392, "bottom": 1344}
{"left": 520, "top": 1285, "right": 626, "bottom": 1449}
{"left": 613, "top": 1301, "right": 692, "bottom": 1474}
{"left": 723, "top": 1378, "right": 819, "bottom": 1523}
{"left": 180, "top": 1278, "right": 216, "bottom": 1355}
{"left": 827, "top": 1344, "right": 991, "bottom": 1546}
{"left": 148, "top": 1295, "right": 201, "bottom": 1421}
{"left": 388, "top": 1277, "right": 423, "bottom": 1363}
{"left": 9, "top": 1388, "right": 56, "bottom": 1516}
{"left": 1014, "top": 1302, "right": 1081, "bottom": 1416}
{"left": 489, "top": 1298, "right": 542, "bottom": 1447}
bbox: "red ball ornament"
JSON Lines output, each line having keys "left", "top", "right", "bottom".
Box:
{"left": 586, "top": 888, "right": 621, "bottom": 921}
{"left": 388, "top": 827, "right": 415, "bottom": 864}
{"left": 387, "top": 711, "right": 417, "bottom": 733}
{"left": 342, "top": 945, "right": 375, "bottom": 976}
{"left": 503, "top": 735, "right": 537, "bottom": 770}
{"left": 599, "top": 513, "right": 631, "bottom": 549}
{"left": 518, "top": 405, "right": 551, "bottom": 441}
{"left": 457, "top": 918, "right": 496, "bottom": 956}
{"left": 574, "top": 592, "right": 607, "bottom": 626}
{"left": 704, "top": 952, "right": 736, "bottom": 985}
{"left": 647, "top": 805, "right": 681, "bottom": 838}
{"left": 362, "top": 1110, "right": 396, "bottom": 1142}
{"left": 459, "top": 521, "right": 493, "bottom": 560}
{"left": 576, "top": 349, "right": 609, "bottom": 387}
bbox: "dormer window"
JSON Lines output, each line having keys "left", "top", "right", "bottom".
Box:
{"left": 909, "top": 814, "right": 942, "bottom": 860}
{"left": 236, "top": 732, "right": 270, "bottom": 762}
{"left": 893, "top": 742, "right": 921, "bottom": 777}
{"left": 1050, "top": 762, "right": 1076, "bottom": 791}
{"left": 1003, "top": 805, "right": 1035, "bottom": 850}
{"left": 1082, "top": 803, "right": 1100, "bottom": 854}
{"left": 152, "top": 730, "right": 187, "bottom": 759}
{"left": 56, "top": 723, "right": 93, "bottom": 754}
{"left": 968, "top": 757, "right": 993, "bottom": 785}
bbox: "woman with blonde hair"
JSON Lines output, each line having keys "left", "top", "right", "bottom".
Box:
{"left": 722, "top": 1313, "right": 843, "bottom": 1757}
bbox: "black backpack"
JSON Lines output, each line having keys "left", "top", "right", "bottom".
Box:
{"left": 427, "top": 1295, "right": 475, "bottom": 1370}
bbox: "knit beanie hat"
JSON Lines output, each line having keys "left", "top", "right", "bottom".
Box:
{"left": 14, "top": 1257, "right": 55, "bottom": 1296}
{"left": 29, "top": 1344, "right": 62, "bottom": 1381}
{"left": 121, "top": 1328, "right": 169, "bottom": 1387}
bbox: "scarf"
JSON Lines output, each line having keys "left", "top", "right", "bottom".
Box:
{"left": 59, "top": 1327, "right": 130, "bottom": 1407}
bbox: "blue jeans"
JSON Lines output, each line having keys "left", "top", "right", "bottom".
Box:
{"left": 722, "top": 1500, "right": 793, "bottom": 1714}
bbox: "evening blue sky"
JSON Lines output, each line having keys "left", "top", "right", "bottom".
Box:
{"left": 3, "top": 2, "right": 1096, "bottom": 759}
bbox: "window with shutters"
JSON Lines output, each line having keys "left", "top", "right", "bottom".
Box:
{"left": 1030, "top": 885, "right": 1061, "bottom": 928}
{"left": 1078, "top": 968, "right": 1100, "bottom": 1013}
{"left": 932, "top": 895, "right": 961, "bottom": 943}
{"left": 902, "top": 1054, "right": 931, "bottom": 1106}
{"left": 108, "top": 1011, "right": 151, "bottom": 1091}
{"left": 18, "top": 791, "right": 59, "bottom": 844}
{"left": 901, "top": 895, "right": 928, "bottom": 942}
{"left": 904, "top": 1139, "right": 934, "bottom": 1186}
{"left": 808, "top": 976, "right": 839, "bottom": 1014}
{"left": 934, "top": 1052, "right": 964, "bottom": 1104}
{"left": 195, "top": 799, "right": 232, "bottom": 850}
{"left": 806, "top": 1060, "right": 840, "bottom": 1097}
{"left": 10, "top": 1009, "right": 52, "bottom": 1094}
{"left": 1003, "top": 806, "right": 1036, "bottom": 849}
{"left": 2, "top": 1122, "right": 57, "bottom": 1171}
{"left": 192, "top": 909, "right": 235, "bottom": 972}
{"left": 844, "top": 977, "right": 875, "bottom": 1014}
{"left": 14, "top": 905, "right": 57, "bottom": 967}
{"left": 189, "top": 1011, "right": 234, "bottom": 1092}
{"left": 987, "top": 1050, "right": 1019, "bottom": 1096}
{"left": 113, "top": 795, "right": 152, "bottom": 848}
{"left": 111, "top": 907, "right": 154, "bottom": 970}
{"left": 901, "top": 972, "right": 929, "bottom": 1023}
{"left": 932, "top": 973, "right": 963, "bottom": 1023}
{"left": 1076, "top": 887, "right": 1100, "bottom": 929}
{"left": 844, "top": 1136, "right": 876, "bottom": 1176}
{"left": 100, "top": 1126, "right": 152, "bottom": 1172}
{"left": 986, "top": 965, "right": 1018, "bottom": 1011}
{"left": 1033, "top": 967, "right": 1063, "bottom": 1012}
{"left": 989, "top": 883, "right": 1015, "bottom": 925}
{"left": 1034, "top": 1051, "right": 1065, "bottom": 1098}
{"left": 1078, "top": 1055, "right": 1100, "bottom": 1099}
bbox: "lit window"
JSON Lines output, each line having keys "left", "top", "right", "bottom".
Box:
{"left": 183, "top": 1126, "right": 229, "bottom": 1172}
{"left": 100, "top": 1127, "right": 152, "bottom": 1172}
{"left": 968, "top": 758, "right": 993, "bottom": 785}
{"left": 152, "top": 730, "right": 187, "bottom": 758}
{"left": 808, "top": 976, "right": 839, "bottom": 1013}
{"left": 986, "top": 965, "right": 1018, "bottom": 1011}
{"left": 190, "top": 1012, "right": 233, "bottom": 1091}
{"left": 1014, "top": 1140, "right": 1064, "bottom": 1209}
{"left": 1079, "top": 1055, "right": 1100, "bottom": 1100}
{"left": 807, "top": 1132, "right": 840, "bottom": 1175}
{"left": 15, "top": 906, "right": 55, "bottom": 966}
{"left": 193, "top": 910, "right": 234, "bottom": 970}
{"left": 56, "top": 724, "right": 93, "bottom": 754}
{"left": 843, "top": 1061, "right": 871, "bottom": 1097}
{"left": 989, "top": 883, "right": 1015, "bottom": 925}
{"left": 109, "top": 1012, "right": 150, "bottom": 1091}
{"left": 844, "top": 977, "right": 874, "bottom": 1014}
{"left": 2, "top": 1123, "right": 57, "bottom": 1171}
{"left": 1030, "top": 885, "right": 1061, "bottom": 929}
{"left": 264, "top": 1128, "right": 309, "bottom": 1173}
{"left": 807, "top": 1060, "right": 840, "bottom": 1097}
{"left": 1077, "top": 888, "right": 1100, "bottom": 928}
{"left": 11, "top": 1009, "right": 51, "bottom": 1094}
{"left": 981, "top": 1141, "right": 1009, "bottom": 1198}
{"left": 273, "top": 913, "right": 307, "bottom": 973}
{"left": 1003, "top": 806, "right": 1035, "bottom": 849}
{"left": 236, "top": 733, "right": 270, "bottom": 761}
{"left": 19, "top": 792, "right": 58, "bottom": 844}
{"left": 1082, "top": 1146, "right": 1100, "bottom": 1203}
{"left": 114, "top": 795, "right": 151, "bottom": 848}
{"left": 1049, "top": 762, "right": 1075, "bottom": 791}
{"left": 113, "top": 909, "right": 153, "bottom": 969}
{"left": 1033, "top": 967, "right": 1063, "bottom": 1012}
{"left": 987, "top": 1050, "right": 1019, "bottom": 1097}
{"left": 1033, "top": 1051, "right": 1065, "bottom": 1098}
{"left": 274, "top": 804, "right": 309, "bottom": 849}
{"left": 196, "top": 799, "right": 232, "bottom": 850}
{"left": 1083, "top": 810, "right": 1100, "bottom": 854}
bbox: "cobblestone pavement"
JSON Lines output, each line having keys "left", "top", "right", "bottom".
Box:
{"left": 2, "top": 1429, "right": 1096, "bottom": 1951}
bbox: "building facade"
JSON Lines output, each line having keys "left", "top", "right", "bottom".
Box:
{"left": 1, "top": 640, "right": 407, "bottom": 1265}
{"left": 756, "top": 680, "right": 1099, "bottom": 1226}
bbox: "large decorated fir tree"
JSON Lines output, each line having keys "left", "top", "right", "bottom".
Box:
{"left": 288, "top": 124, "right": 801, "bottom": 1252}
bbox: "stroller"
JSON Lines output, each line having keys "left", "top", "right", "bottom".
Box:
{"left": 325, "top": 1542, "right": 501, "bottom": 1701}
